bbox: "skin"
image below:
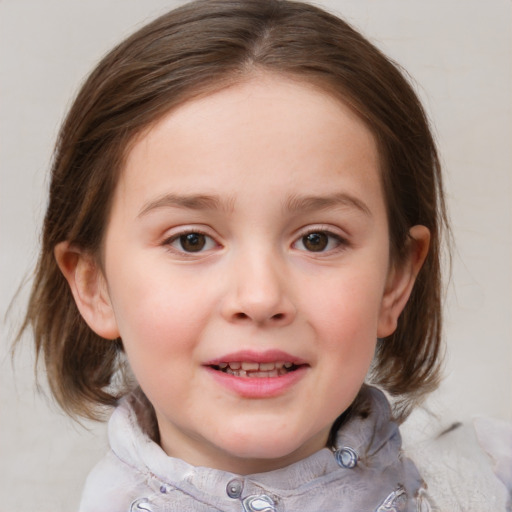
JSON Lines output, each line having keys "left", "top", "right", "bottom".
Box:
{"left": 56, "top": 74, "right": 429, "bottom": 475}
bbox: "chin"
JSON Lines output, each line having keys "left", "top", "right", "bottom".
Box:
{"left": 213, "top": 427, "right": 324, "bottom": 472}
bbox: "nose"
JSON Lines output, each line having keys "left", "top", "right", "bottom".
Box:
{"left": 220, "top": 250, "right": 296, "bottom": 327}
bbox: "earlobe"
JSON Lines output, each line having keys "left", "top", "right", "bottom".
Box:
{"left": 54, "top": 242, "right": 120, "bottom": 340}
{"left": 377, "top": 225, "right": 430, "bottom": 338}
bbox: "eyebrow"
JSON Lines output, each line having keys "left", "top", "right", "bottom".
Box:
{"left": 138, "top": 191, "right": 371, "bottom": 218}
{"left": 138, "top": 193, "right": 235, "bottom": 217}
{"left": 284, "top": 192, "right": 372, "bottom": 217}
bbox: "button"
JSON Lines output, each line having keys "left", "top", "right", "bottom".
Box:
{"left": 334, "top": 446, "right": 358, "bottom": 468}
{"left": 129, "top": 498, "right": 155, "bottom": 512}
{"left": 242, "top": 494, "right": 276, "bottom": 512}
{"left": 226, "top": 478, "right": 243, "bottom": 499}
{"left": 375, "top": 485, "right": 407, "bottom": 512}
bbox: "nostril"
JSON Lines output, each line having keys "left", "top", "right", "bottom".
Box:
{"left": 232, "top": 312, "right": 285, "bottom": 322}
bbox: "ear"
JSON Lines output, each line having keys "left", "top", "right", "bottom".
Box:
{"left": 377, "top": 225, "right": 430, "bottom": 338}
{"left": 54, "top": 241, "right": 120, "bottom": 340}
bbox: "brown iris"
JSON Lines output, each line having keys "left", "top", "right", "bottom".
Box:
{"left": 302, "top": 232, "right": 328, "bottom": 252}
{"left": 179, "top": 233, "right": 206, "bottom": 252}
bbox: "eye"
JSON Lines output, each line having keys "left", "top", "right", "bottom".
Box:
{"left": 294, "top": 230, "right": 344, "bottom": 253}
{"left": 166, "top": 231, "right": 217, "bottom": 253}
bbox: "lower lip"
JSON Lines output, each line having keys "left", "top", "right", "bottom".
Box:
{"left": 205, "top": 366, "right": 308, "bottom": 398}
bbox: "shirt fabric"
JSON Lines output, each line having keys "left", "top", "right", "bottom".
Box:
{"left": 79, "top": 385, "right": 510, "bottom": 512}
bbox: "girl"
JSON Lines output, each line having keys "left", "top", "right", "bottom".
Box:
{"left": 19, "top": 0, "right": 510, "bottom": 510}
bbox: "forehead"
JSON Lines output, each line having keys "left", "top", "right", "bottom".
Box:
{"left": 115, "top": 74, "right": 383, "bottom": 214}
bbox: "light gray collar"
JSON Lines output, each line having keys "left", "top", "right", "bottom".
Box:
{"left": 109, "top": 386, "right": 430, "bottom": 511}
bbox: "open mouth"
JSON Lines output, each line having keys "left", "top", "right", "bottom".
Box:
{"left": 210, "top": 361, "right": 303, "bottom": 378}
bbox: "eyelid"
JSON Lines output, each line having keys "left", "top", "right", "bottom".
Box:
{"left": 294, "top": 224, "right": 349, "bottom": 239}
{"left": 161, "top": 226, "right": 221, "bottom": 256}
{"left": 292, "top": 225, "right": 350, "bottom": 253}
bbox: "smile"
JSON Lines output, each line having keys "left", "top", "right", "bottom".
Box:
{"left": 211, "top": 361, "right": 300, "bottom": 378}
{"left": 204, "top": 350, "right": 309, "bottom": 396}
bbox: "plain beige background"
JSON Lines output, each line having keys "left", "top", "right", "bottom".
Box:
{"left": 1, "top": 0, "right": 511, "bottom": 510}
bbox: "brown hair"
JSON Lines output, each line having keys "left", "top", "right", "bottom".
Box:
{"left": 21, "top": 0, "right": 448, "bottom": 422}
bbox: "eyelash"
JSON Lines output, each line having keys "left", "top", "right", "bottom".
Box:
{"left": 292, "top": 228, "right": 348, "bottom": 254}
{"left": 162, "top": 229, "right": 218, "bottom": 256}
{"left": 162, "top": 227, "right": 348, "bottom": 256}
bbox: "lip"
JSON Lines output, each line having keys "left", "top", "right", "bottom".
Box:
{"left": 204, "top": 349, "right": 307, "bottom": 366}
{"left": 203, "top": 349, "right": 309, "bottom": 399}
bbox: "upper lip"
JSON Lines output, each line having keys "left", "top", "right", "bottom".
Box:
{"left": 204, "top": 349, "right": 308, "bottom": 366}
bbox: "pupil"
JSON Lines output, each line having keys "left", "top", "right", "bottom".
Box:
{"left": 303, "top": 232, "right": 328, "bottom": 252}
{"left": 180, "top": 233, "right": 206, "bottom": 252}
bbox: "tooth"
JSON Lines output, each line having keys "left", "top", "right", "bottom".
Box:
{"left": 241, "top": 362, "right": 259, "bottom": 371}
{"left": 218, "top": 363, "right": 228, "bottom": 369}
{"left": 283, "top": 362, "right": 293, "bottom": 369}
{"left": 245, "top": 370, "right": 281, "bottom": 378}
{"left": 229, "top": 362, "right": 241, "bottom": 370}
{"left": 259, "top": 362, "right": 275, "bottom": 371}
{"left": 249, "top": 371, "right": 270, "bottom": 378}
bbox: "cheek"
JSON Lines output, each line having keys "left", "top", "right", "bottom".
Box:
{"left": 106, "top": 260, "right": 215, "bottom": 359}
{"left": 305, "top": 272, "right": 386, "bottom": 339}
{"left": 111, "top": 283, "right": 208, "bottom": 401}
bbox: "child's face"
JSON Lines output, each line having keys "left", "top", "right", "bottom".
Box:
{"left": 88, "top": 75, "right": 421, "bottom": 474}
